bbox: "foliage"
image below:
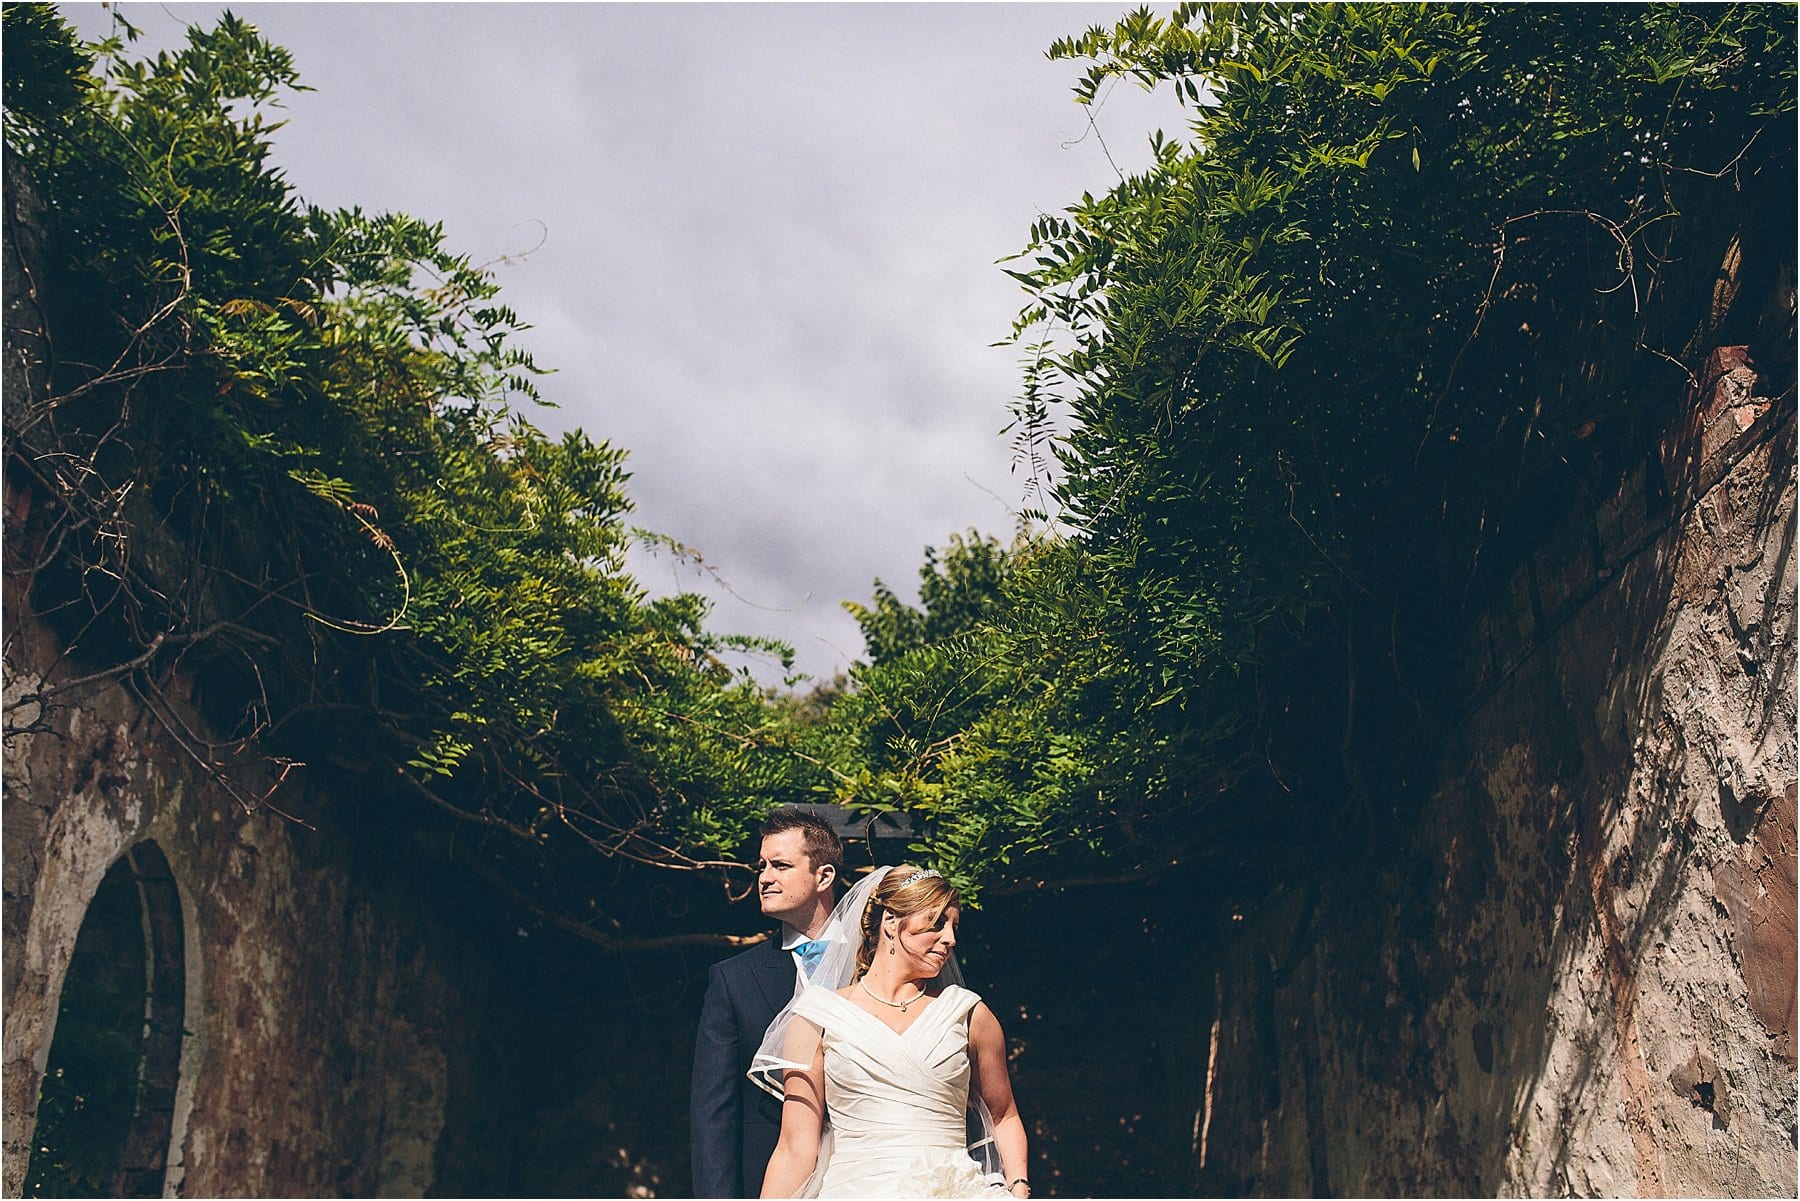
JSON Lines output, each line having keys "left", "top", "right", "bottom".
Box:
{"left": 843, "top": 529, "right": 1017, "bottom": 665}
{"left": 3, "top": 4, "right": 1791, "bottom": 917}
{"left": 1017, "top": 1, "right": 1793, "bottom": 675}
{"left": 829, "top": 2, "right": 1794, "bottom": 899}
{"left": 2, "top": 8, "right": 826, "bottom": 933}
{"left": 2, "top": 3, "right": 90, "bottom": 132}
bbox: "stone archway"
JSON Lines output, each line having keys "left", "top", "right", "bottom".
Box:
{"left": 25, "top": 842, "right": 187, "bottom": 1197}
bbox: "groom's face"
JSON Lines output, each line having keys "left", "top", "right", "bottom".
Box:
{"left": 757, "top": 830, "right": 829, "bottom": 922}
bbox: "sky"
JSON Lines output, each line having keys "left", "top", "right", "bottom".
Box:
{"left": 57, "top": 1, "right": 1186, "bottom": 685}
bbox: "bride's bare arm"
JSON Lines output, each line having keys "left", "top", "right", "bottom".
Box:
{"left": 970, "top": 1002, "right": 1031, "bottom": 1198}
{"left": 759, "top": 1043, "right": 826, "bottom": 1199}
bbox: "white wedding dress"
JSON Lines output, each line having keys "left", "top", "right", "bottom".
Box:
{"left": 786, "top": 984, "right": 1009, "bottom": 1198}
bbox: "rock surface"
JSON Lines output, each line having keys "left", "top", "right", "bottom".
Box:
{"left": 1185, "top": 368, "right": 1796, "bottom": 1197}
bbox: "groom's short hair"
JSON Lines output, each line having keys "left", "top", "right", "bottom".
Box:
{"left": 760, "top": 808, "right": 844, "bottom": 888}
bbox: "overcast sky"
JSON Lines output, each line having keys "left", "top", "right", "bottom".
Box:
{"left": 59, "top": 1, "right": 1185, "bottom": 685}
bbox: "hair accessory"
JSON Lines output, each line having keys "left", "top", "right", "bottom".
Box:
{"left": 899, "top": 868, "right": 943, "bottom": 887}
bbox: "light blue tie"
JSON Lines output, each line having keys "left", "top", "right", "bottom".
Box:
{"left": 794, "top": 939, "right": 827, "bottom": 976}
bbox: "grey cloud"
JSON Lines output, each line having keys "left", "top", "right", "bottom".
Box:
{"left": 62, "top": 1, "right": 1184, "bottom": 682}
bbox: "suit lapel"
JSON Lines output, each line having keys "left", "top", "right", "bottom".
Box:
{"left": 750, "top": 936, "right": 797, "bottom": 1020}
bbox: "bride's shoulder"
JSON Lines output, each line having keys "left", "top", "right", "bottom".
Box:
{"left": 791, "top": 983, "right": 846, "bottom": 1022}
{"left": 939, "top": 983, "right": 985, "bottom": 1013}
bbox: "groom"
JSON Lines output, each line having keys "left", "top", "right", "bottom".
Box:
{"left": 691, "top": 809, "right": 844, "bottom": 1198}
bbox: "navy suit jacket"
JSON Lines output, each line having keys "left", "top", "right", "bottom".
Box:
{"left": 691, "top": 937, "right": 797, "bottom": 1198}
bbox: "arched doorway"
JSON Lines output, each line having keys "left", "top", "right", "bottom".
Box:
{"left": 26, "top": 842, "right": 187, "bottom": 1198}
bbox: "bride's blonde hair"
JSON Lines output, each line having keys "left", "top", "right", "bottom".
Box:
{"left": 854, "top": 866, "right": 959, "bottom": 978}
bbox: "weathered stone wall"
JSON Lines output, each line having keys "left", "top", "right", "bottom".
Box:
{"left": 1183, "top": 361, "right": 1796, "bottom": 1196}
{"left": 1, "top": 605, "right": 708, "bottom": 1198}
{"left": 1, "top": 607, "right": 495, "bottom": 1197}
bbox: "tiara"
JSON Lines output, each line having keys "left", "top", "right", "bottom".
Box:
{"left": 898, "top": 868, "right": 943, "bottom": 887}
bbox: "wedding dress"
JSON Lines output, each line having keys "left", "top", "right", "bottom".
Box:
{"left": 786, "top": 984, "right": 1008, "bottom": 1198}
{"left": 750, "top": 867, "right": 1009, "bottom": 1199}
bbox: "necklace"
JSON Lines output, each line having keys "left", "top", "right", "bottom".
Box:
{"left": 859, "top": 976, "right": 928, "bottom": 1013}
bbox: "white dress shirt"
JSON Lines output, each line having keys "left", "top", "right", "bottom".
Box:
{"left": 780, "top": 926, "right": 829, "bottom": 989}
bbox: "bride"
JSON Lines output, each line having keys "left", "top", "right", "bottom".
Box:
{"left": 751, "top": 866, "right": 1031, "bottom": 1199}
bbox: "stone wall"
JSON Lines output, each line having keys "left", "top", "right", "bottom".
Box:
{"left": 1, "top": 606, "right": 485, "bottom": 1196}
{"left": 0, "top": 584, "right": 706, "bottom": 1201}
{"left": 1181, "top": 359, "right": 1796, "bottom": 1196}
{"left": 1, "top": 595, "right": 710, "bottom": 1197}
